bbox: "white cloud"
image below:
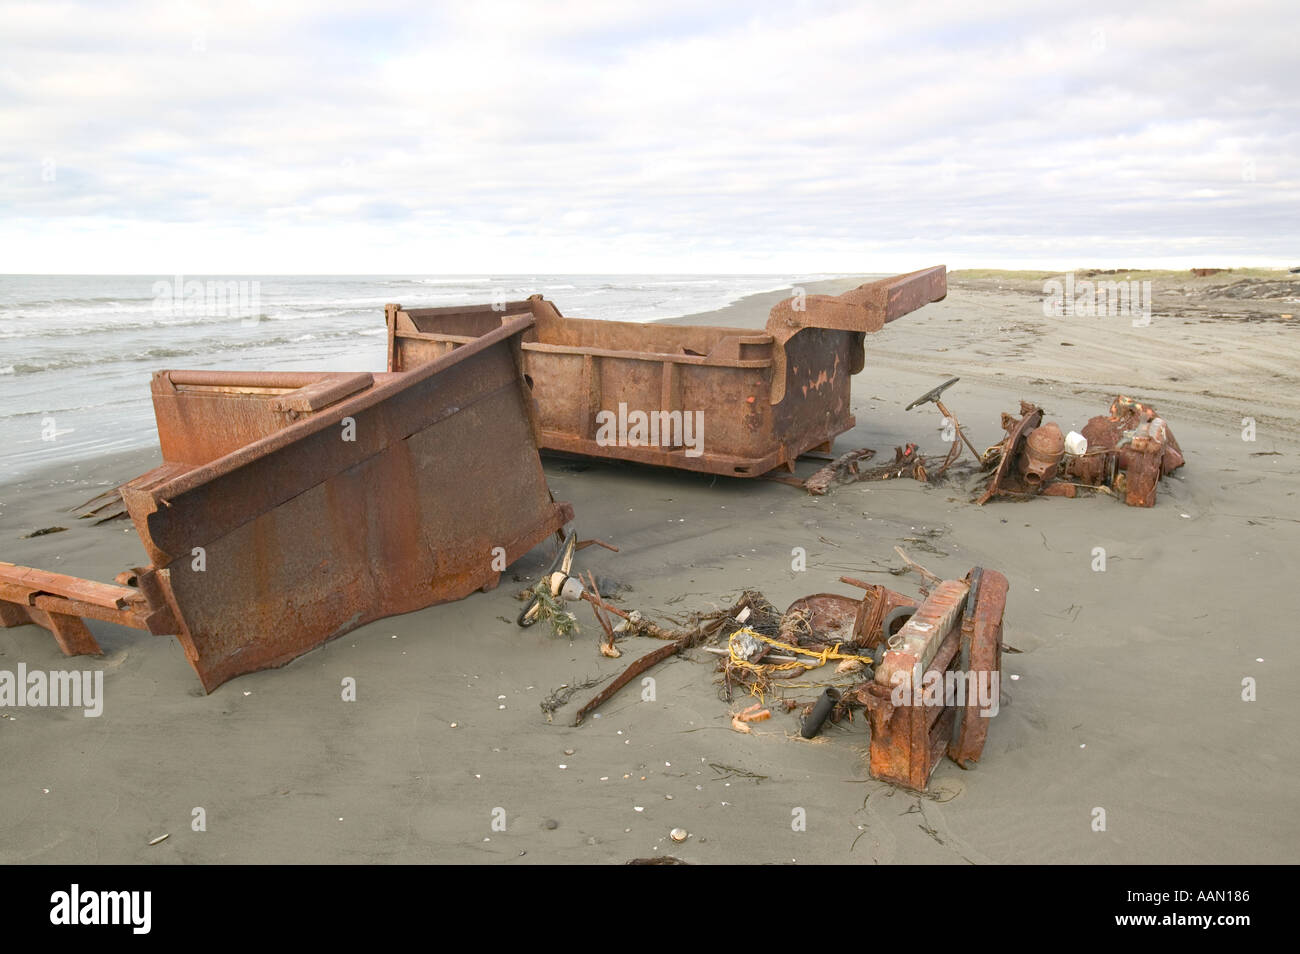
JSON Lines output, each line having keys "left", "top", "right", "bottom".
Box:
{"left": 0, "top": 0, "right": 1296, "bottom": 271}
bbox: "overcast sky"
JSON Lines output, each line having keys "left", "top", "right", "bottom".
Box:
{"left": 1, "top": 0, "right": 1295, "bottom": 273}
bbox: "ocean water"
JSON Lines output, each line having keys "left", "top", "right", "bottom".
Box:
{"left": 0, "top": 273, "right": 843, "bottom": 483}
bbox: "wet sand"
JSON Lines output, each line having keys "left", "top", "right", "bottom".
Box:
{"left": 2, "top": 272, "right": 1297, "bottom": 864}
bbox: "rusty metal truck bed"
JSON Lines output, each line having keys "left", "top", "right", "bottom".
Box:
{"left": 386, "top": 266, "right": 946, "bottom": 477}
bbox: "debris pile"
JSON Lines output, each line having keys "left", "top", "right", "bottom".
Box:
{"left": 980, "top": 395, "right": 1185, "bottom": 507}
{"left": 793, "top": 377, "right": 1189, "bottom": 509}
{"left": 538, "top": 548, "right": 1008, "bottom": 793}
{"left": 1066, "top": 395, "right": 1186, "bottom": 507}
{"left": 803, "top": 444, "right": 932, "bottom": 494}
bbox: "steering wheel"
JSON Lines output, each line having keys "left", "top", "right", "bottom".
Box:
{"left": 905, "top": 376, "right": 960, "bottom": 411}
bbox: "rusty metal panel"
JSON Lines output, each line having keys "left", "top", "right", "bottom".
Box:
{"left": 949, "top": 569, "right": 1008, "bottom": 767}
{"left": 3, "top": 315, "right": 574, "bottom": 693}
{"left": 388, "top": 267, "right": 946, "bottom": 478}
{"left": 872, "top": 579, "right": 970, "bottom": 689}
{"left": 765, "top": 265, "right": 947, "bottom": 402}
{"left": 977, "top": 403, "right": 1044, "bottom": 504}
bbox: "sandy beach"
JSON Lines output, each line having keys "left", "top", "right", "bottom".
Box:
{"left": 2, "top": 272, "right": 1297, "bottom": 864}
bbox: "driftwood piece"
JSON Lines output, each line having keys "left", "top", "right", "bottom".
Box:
{"left": 893, "top": 545, "right": 943, "bottom": 587}
{"left": 573, "top": 638, "right": 683, "bottom": 725}
{"left": 581, "top": 592, "right": 631, "bottom": 620}
{"left": 803, "top": 444, "right": 937, "bottom": 496}
{"left": 585, "top": 572, "right": 621, "bottom": 658}
{"left": 805, "top": 448, "right": 876, "bottom": 495}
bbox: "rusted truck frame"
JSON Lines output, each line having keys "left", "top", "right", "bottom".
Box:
{"left": 386, "top": 267, "right": 946, "bottom": 477}
{"left": 1, "top": 315, "right": 573, "bottom": 691}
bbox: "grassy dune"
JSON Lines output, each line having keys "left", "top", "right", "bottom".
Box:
{"left": 952, "top": 267, "right": 1291, "bottom": 282}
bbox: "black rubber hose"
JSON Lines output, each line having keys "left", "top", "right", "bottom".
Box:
{"left": 517, "top": 601, "right": 541, "bottom": 627}
{"left": 800, "top": 687, "right": 841, "bottom": 739}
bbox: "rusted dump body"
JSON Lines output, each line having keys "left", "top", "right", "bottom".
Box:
{"left": 1, "top": 316, "right": 573, "bottom": 691}
{"left": 852, "top": 568, "right": 1008, "bottom": 791}
{"left": 386, "top": 267, "right": 946, "bottom": 477}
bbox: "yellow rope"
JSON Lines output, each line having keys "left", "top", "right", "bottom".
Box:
{"left": 724, "top": 627, "right": 876, "bottom": 704}
{"left": 726, "top": 627, "right": 875, "bottom": 672}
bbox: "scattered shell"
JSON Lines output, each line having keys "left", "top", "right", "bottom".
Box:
{"left": 670, "top": 828, "right": 688, "bottom": 843}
